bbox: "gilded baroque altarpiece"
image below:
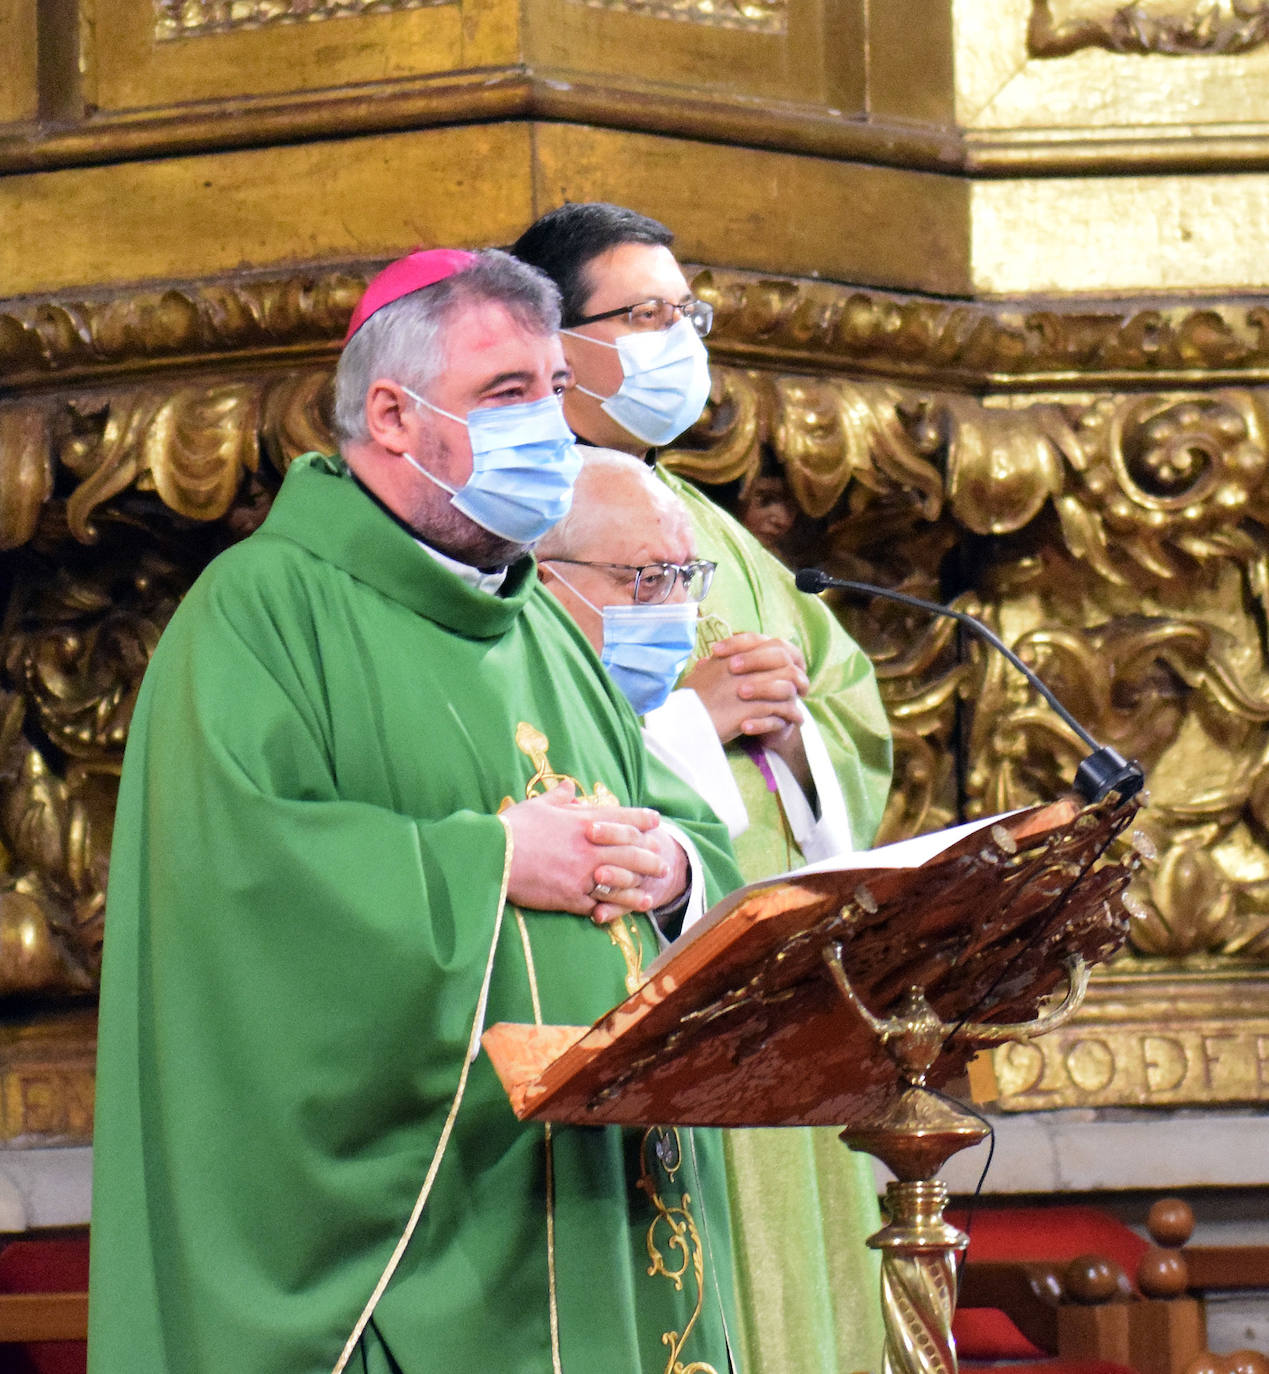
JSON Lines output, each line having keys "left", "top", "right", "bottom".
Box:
{"left": 2, "top": 0, "right": 1269, "bottom": 1143}
{"left": 2, "top": 268, "right": 1268, "bottom": 1140}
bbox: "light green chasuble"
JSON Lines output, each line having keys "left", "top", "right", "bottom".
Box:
{"left": 89, "top": 454, "right": 744, "bottom": 1374}
{"left": 658, "top": 467, "right": 893, "bottom": 1374}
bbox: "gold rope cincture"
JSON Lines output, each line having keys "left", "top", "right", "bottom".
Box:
{"left": 329, "top": 813, "right": 516, "bottom": 1374}
{"left": 513, "top": 909, "right": 565, "bottom": 1374}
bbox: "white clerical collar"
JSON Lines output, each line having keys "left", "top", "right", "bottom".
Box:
{"left": 416, "top": 538, "right": 508, "bottom": 595}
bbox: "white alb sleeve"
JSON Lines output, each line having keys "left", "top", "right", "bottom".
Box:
{"left": 642, "top": 690, "right": 749, "bottom": 839}
{"left": 651, "top": 819, "right": 708, "bottom": 946}
{"left": 762, "top": 715, "right": 854, "bottom": 864}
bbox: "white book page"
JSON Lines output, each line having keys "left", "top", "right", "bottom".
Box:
{"left": 788, "top": 808, "right": 1026, "bottom": 879}
{"left": 649, "top": 808, "right": 1028, "bottom": 977}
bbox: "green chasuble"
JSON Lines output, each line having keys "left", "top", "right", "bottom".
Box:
{"left": 89, "top": 454, "right": 744, "bottom": 1374}
{"left": 657, "top": 467, "right": 892, "bottom": 1374}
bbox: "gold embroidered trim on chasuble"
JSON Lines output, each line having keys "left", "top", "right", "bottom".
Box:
{"left": 638, "top": 1127, "right": 721, "bottom": 1374}
{"left": 512, "top": 906, "right": 564, "bottom": 1374}
{"left": 502, "top": 721, "right": 647, "bottom": 992}
{"left": 506, "top": 722, "right": 717, "bottom": 1374}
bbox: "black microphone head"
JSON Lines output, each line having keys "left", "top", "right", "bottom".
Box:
{"left": 1073, "top": 746, "right": 1147, "bottom": 803}
{"left": 795, "top": 568, "right": 831, "bottom": 595}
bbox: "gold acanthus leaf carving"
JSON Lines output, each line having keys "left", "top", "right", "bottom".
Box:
{"left": 668, "top": 375, "right": 1269, "bottom": 585}
{"left": 663, "top": 369, "right": 946, "bottom": 518}
{"left": 1130, "top": 834, "right": 1269, "bottom": 959}
{"left": 147, "top": 385, "right": 263, "bottom": 523}
{"left": 0, "top": 274, "right": 363, "bottom": 383}
{"left": 1, "top": 530, "right": 198, "bottom": 998}
{"left": 4, "top": 548, "right": 183, "bottom": 762}
{"left": 693, "top": 269, "right": 1269, "bottom": 384}
{"left": 259, "top": 371, "right": 336, "bottom": 475}
{"left": 1058, "top": 392, "right": 1269, "bottom": 585}
{"left": 569, "top": 0, "right": 784, "bottom": 34}
{"left": 10, "top": 269, "right": 1269, "bottom": 388}
{"left": 155, "top": 0, "right": 444, "bottom": 39}
{"left": 944, "top": 398, "right": 1071, "bottom": 536}
{"left": 7, "top": 371, "right": 324, "bottom": 550}
{"left": 773, "top": 378, "right": 944, "bottom": 520}
{"left": 16, "top": 371, "right": 1269, "bottom": 599}
{"left": 62, "top": 385, "right": 261, "bottom": 542}
{"left": 1028, "top": 0, "right": 1269, "bottom": 56}
{"left": 0, "top": 692, "right": 109, "bottom": 995}
{"left": 0, "top": 404, "right": 54, "bottom": 552}
{"left": 960, "top": 569, "right": 1269, "bottom": 960}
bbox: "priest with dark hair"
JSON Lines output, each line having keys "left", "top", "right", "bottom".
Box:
{"left": 514, "top": 204, "right": 892, "bottom": 1374}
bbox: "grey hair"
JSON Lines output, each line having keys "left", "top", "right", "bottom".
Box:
{"left": 537, "top": 448, "right": 676, "bottom": 559}
{"left": 332, "top": 248, "right": 562, "bottom": 447}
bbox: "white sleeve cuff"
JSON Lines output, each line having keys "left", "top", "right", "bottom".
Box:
{"left": 763, "top": 715, "right": 854, "bottom": 864}
{"left": 651, "top": 819, "right": 707, "bottom": 947}
{"left": 642, "top": 691, "right": 749, "bottom": 839}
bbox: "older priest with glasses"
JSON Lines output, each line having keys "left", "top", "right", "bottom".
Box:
{"left": 538, "top": 448, "right": 856, "bottom": 868}
{"left": 88, "top": 248, "right": 744, "bottom": 1374}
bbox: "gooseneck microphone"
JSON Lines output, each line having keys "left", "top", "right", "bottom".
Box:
{"left": 794, "top": 568, "right": 1145, "bottom": 803}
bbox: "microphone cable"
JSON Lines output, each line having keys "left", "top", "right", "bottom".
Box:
{"left": 794, "top": 567, "right": 1144, "bottom": 803}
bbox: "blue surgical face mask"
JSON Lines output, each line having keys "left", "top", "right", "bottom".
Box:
{"left": 563, "top": 317, "right": 711, "bottom": 448}
{"left": 549, "top": 569, "right": 699, "bottom": 715}
{"left": 401, "top": 388, "right": 581, "bottom": 545}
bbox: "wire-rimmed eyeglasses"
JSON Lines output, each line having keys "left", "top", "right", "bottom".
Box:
{"left": 541, "top": 558, "right": 716, "bottom": 605}
{"left": 565, "top": 296, "right": 714, "bottom": 338}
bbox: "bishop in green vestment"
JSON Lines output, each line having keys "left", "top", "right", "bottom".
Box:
{"left": 89, "top": 251, "right": 744, "bottom": 1374}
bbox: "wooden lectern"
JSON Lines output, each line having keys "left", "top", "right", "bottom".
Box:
{"left": 484, "top": 794, "right": 1143, "bottom": 1374}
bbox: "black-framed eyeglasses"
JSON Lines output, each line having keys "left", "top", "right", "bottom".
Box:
{"left": 565, "top": 296, "right": 714, "bottom": 338}
{"left": 542, "top": 558, "right": 716, "bottom": 604}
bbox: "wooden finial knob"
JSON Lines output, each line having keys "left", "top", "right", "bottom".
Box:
{"left": 1182, "top": 1356, "right": 1227, "bottom": 1374}
{"left": 1064, "top": 1255, "right": 1125, "bottom": 1303}
{"left": 1148, "top": 1197, "right": 1195, "bottom": 1247}
{"left": 1226, "top": 1352, "right": 1269, "bottom": 1374}
{"left": 1138, "top": 1248, "right": 1190, "bottom": 1298}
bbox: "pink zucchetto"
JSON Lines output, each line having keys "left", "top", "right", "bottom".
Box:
{"left": 343, "top": 248, "right": 478, "bottom": 343}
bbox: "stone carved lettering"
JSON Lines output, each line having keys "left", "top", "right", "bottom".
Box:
{"left": 1064, "top": 1038, "right": 1117, "bottom": 1093}
{"left": 3, "top": 1069, "right": 94, "bottom": 1141}
{"left": 993, "top": 1020, "right": 1269, "bottom": 1108}
{"left": 1142, "top": 1034, "right": 1188, "bottom": 1092}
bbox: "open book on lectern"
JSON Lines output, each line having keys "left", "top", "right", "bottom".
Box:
{"left": 644, "top": 804, "right": 1043, "bottom": 979}
{"left": 482, "top": 794, "right": 1138, "bottom": 1131}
